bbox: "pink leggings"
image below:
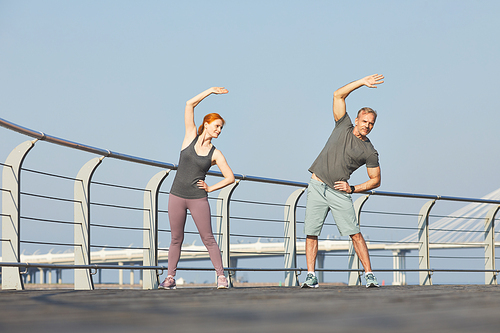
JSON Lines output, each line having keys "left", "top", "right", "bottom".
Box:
{"left": 167, "top": 194, "right": 224, "bottom": 277}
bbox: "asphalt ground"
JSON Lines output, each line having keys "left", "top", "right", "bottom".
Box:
{"left": 1, "top": 284, "right": 500, "bottom": 333}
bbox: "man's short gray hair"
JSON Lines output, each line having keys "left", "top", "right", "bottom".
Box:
{"left": 357, "top": 107, "right": 377, "bottom": 120}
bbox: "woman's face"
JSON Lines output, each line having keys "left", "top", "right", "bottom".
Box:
{"left": 204, "top": 119, "right": 224, "bottom": 138}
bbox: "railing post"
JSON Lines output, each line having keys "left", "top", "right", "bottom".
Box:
{"left": 142, "top": 169, "right": 169, "bottom": 290}
{"left": 418, "top": 199, "right": 435, "bottom": 286}
{"left": 283, "top": 188, "right": 305, "bottom": 287}
{"left": 215, "top": 180, "right": 239, "bottom": 287}
{"left": 348, "top": 195, "right": 370, "bottom": 286}
{"left": 2, "top": 140, "right": 36, "bottom": 290}
{"left": 74, "top": 157, "right": 103, "bottom": 290}
{"left": 484, "top": 205, "right": 499, "bottom": 285}
{"left": 392, "top": 249, "right": 409, "bottom": 285}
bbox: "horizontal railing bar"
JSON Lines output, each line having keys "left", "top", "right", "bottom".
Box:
{"left": 0, "top": 262, "right": 163, "bottom": 271}
{"left": 158, "top": 229, "right": 201, "bottom": 236}
{"left": 209, "top": 170, "right": 308, "bottom": 187}
{"left": 429, "top": 242, "right": 485, "bottom": 246}
{"left": 230, "top": 216, "right": 285, "bottom": 223}
{"left": 21, "top": 216, "right": 78, "bottom": 225}
{"left": 429, "top": 214, "right": 487, "bottom": 220}
{"left": 21, "top": 240, "right": 79, "bottom": 247}
{"left": 365, "top": 239, "right": 410, "bottom": 245}
{"left": 91, "top": 181, "right": 149, "bottom": 192}
{"left": 429, "top": 228, "right": 484, "bottom": 234}
{"left": 89, "top": 202, "right": 148, "bottom": 211}
{"left": 362, "top": 210, "right": 420, "bottom": 217}
{"left": 230, "top": 251, "right": 284, "bottom": 256}
{"left": 361, "top": 190, "right": 500, "bottom": 204}
{"left": 362, "top": 225, "right": 419, "bottom": 231}
{"left": 89, "top": 223, "right": 148, "bottom": 231}
{"left": 20, "top": 191, "right": 79, "bottom": 203}
{"left": 21, "top": 167, "right": 76, "bottom": 181}
{"left": 229, "top": 233, "right": 287, "bottom": 239}
{"left": 430, "top": 255, "right": 487, "bottom": 259}
{"left": 1, "top": 262, "right": 498, "bottom": 276}
{"left": 231, "top": 198, "right": 288, "bottom": 207}
{"left": 90, "top": 245, "right": 149, "bottom": 250}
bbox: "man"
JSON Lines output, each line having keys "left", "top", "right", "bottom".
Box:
{"left": 302, "top": 74, "right": 384, "bottom": 288}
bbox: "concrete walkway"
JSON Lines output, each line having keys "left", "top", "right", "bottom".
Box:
{"left": 1, "top": 285, "right": 499, "bottom": 332}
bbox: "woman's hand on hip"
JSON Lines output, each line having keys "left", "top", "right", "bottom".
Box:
{"left": 197, "top": 180, "right": 210, "bottom": 192}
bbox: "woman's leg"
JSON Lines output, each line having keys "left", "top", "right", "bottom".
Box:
{"left": 167, "top": 194, "right": 188, "bottom": 277}
{"left": 188, "top": 197, "right": 224, "bottom": 276}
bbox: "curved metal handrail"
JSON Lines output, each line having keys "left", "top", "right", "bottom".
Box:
{"left": 1, "top": 116, "right": 499, "bottom": 203}
{"left": 0, "top": 117, "right": 308, "bottom": 187}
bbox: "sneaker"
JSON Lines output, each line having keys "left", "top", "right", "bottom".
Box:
{"left": 159, "top": 276, "right": 176, "bottom": 290}
{"left": 217, "top": 275, "right": 229, "bottom": 289}
{"left": 301, "top": 273, "right": 319, "bottom": 288}
{"left": 365, "top": 273, "right": 380, "bottom": 288}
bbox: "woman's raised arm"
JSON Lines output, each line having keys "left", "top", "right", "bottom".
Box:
{"left": 182, "top": 87, "right": 228, "bottom": 149}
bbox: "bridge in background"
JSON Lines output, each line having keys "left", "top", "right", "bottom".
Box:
{"left": 1, "top": 116, "right": 499, "bottom": 290}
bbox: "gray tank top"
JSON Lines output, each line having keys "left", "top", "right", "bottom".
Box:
{"left": 170, "top": 136, "right": 215, "bottom": 199}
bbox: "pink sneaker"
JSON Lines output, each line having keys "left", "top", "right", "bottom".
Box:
{"left": 159, "top": 276, "right": 176, "bottom": 290}
{"left": 217, "top": 275, "right": 229, "bottom": 289}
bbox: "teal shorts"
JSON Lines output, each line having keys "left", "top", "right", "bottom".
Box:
{"left": 303, "top": 178, "right": 360, "bottom": 237}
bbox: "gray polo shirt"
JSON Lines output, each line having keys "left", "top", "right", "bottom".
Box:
{"left": 308, "top": 112, "right": 379, "bottom": 189}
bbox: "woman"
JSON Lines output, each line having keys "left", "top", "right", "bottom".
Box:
{"left": 159, "top": 87, "right": 235, "bottom": 290}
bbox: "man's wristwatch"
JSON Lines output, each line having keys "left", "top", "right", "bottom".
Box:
{"left": 350, "top": 185, "right": 355, "bottom": 194}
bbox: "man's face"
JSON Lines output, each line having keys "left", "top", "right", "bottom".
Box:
{"left": 355, "top": 112, "right": 376, "bottom": 137}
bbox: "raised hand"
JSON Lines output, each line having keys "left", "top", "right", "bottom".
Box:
{"left": 363, "top": 74, "right": 384, "bottom": 88}
{"left": 212, "top": 87, "right": 229, "bottom": 94}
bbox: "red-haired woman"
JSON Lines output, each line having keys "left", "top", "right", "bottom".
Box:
{"left": 159, "top": 87, "right": 235, "bottom": 290}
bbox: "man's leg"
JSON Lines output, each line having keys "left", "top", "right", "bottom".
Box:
{"left": 350, "top": 232, "right": 372, "bottom": 272}
{"left": 302, "top": 235, "right": 320, "bottom": 288}
{"left": 306, "top": 235, "right": 318, "bottom": 272}
{"left": 350, "top": 232, "right": 379, "bottom": 287}
{"left": 301, "top": 179, "right": 328, "bottom": 288}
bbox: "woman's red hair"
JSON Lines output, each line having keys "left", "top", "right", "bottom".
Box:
{"left": 198, "top": 113, "right": 225, "bottom": 136}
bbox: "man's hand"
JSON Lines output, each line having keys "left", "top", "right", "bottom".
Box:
{"left": 333, "top": 73, "right": 384, "bottom": 121}
{"left": 362, "top": 74, "right": 384, "bottom": 88}
{"left": 334, "top": 181, "right": 352, "bottom": 193}
{"left": 211, "top": 87, "right": 229, "bottom": 94}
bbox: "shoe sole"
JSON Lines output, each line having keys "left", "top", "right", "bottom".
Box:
{"left": 159, "top": 286, "right": 176, "bottom": 290}
{"left": 301, "top": 283, "right": 319, "bottom": 288}
{"left": 366, "top": 283, "right": 380, "bottom": 288}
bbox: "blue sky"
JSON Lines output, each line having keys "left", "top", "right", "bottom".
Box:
{"left": 2, "top": 1, "right": 499, "bottom": 197}
{"left": 1, "top": 1, "right": 499, "bottom": 284}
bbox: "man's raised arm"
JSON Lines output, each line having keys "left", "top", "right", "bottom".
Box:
{"left": 332, "top": 74, "right": 384, "bottom": 121}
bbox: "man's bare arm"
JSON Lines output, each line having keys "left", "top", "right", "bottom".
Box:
{"left": 333, "top": 166, "right": 381, "bottom": 193}
{"left": 332, "top": 74, "right": 384, "bottom": 121}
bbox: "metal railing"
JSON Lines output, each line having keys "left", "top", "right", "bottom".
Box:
{"left": 1, "top": 116, "right": 499, "bottom": 290}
